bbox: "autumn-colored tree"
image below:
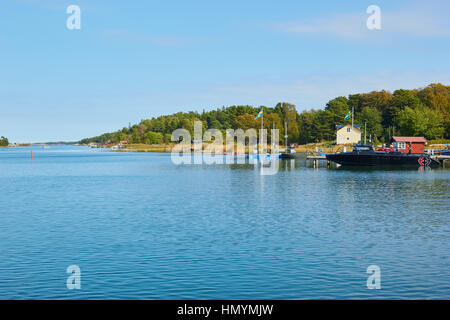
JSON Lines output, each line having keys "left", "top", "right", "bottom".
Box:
{"left": 233, "top": 113, "right": 259, "bottom": 131}
{"left": 418, "top": 83, "right": 450, "bottom": 137}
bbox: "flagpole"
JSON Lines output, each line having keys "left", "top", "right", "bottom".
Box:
{"left": 364, "top": 122, "right": 367, "bottom": 145}
{"left": 261, "top": 108, "right": 263, "bottom": 131}
{"left": 352, "top": 106, "right": 354, "bottom": 128}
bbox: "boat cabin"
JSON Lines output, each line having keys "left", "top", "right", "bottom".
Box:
{"left": 391, "top": 136, "right": 426, "bottom": 154}
{"left": 353, "top": 144, "right": 373, "bottom": 152}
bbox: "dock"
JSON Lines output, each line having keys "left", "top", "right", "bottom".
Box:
{"left": 436, "top": 155, "right": 450, "bottom": 167}
{"left": 306, "top": 154, "right": 330, "bottom": 167}
{"left": 306, "top": 155, "right": 327, "bottom": 160}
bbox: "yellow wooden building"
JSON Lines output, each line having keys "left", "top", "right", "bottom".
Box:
{"left": 336, "top": 124, "right": 361, "bottom": 145}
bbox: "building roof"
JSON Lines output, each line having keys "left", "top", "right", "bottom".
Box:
{"left": 335, "top": 124, "right": 361, "bottom": 129}
{"left": 392, "top": 136, "right": 427, "bottom": 143}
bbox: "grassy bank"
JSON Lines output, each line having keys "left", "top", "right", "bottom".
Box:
{"left": 117, "top": 144, "right": 173, "bottom": 152}
{"left": 428, "top": 139, "right": 450, "bottom": 145}
{"left": 294, "top": 142, "right": 350, "bottom": 154}
{"left": 113, "top": 142, "right": 349, "bottom": 154}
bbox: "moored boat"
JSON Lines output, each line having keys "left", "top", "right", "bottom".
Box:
{"left": 249, "top": 153, "right": 280, "bottom": 160}
{"left": 280, "top": 118, "right": 296, "bottom": 159}
{"left": 326, "top": 144, "right": 441, "bottom": 168}
{"left": 280, "top": 148, "right": 295, "bottom": 159}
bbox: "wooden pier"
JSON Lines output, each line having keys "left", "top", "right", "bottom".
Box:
{"left": 306, "top": 155, "right": 330, "bottom": 167}
{"left": 436, "top": 155, "right": 450, "bottom": 167}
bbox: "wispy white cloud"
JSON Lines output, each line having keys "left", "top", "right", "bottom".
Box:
{"left": 271, "top": 3, "right": 450, "bottom": 40}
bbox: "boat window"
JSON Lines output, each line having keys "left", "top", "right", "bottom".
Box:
{"left": 397, "top": 142, "right": 406, "bottom": 149}
{"left": 355, "top": 146, "right": 372, "bottom": 151}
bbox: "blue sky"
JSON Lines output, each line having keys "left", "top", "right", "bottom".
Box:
{"left": 1, "top": 0, "right": 449, "bottom": 142}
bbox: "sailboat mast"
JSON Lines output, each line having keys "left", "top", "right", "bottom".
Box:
{"left": 261, "top": 107, "right": 263, "bottom": 131}
{"left": 272, "top": 121, "right": 275, "bottom": 153}
{"left": 260, "top": 107, "right": 263, "bottom": 155}
{"left": 284, "top": 121, "right": 287, "bottom": 151}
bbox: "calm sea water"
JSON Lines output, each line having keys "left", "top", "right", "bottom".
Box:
{"left": 0, "top": 145, "right": 449, "bottom": 299}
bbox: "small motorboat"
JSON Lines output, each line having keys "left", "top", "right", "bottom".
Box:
{"left": 280, "top": 147, "right": 296, "bottom": 159}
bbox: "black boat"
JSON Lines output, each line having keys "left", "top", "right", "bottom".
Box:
{"left": 326, "top": 144, "right": 441, "bottom": 168}
{"left": 280, "top": 147, "right": 296, "bottom": 159}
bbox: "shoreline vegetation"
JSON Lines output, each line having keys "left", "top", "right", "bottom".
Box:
{"left": 80, "top": 83, "right": 450, "bottom": 149}
{"left": 0, "top": 136, "right": 8, "bottom": 147}
{"left": 84, "top": 140, "right": 450, "bottom": 154}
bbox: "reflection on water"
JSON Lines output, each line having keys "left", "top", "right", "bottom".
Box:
{"left": 0, "top": 146, "right": 449, "bottom": 299}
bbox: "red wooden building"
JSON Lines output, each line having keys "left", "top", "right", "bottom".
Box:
{"left": 391, "top": 136, "right": 427, "bottom": 154}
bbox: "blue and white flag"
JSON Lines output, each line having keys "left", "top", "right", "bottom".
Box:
{"left": 254, "top": 108, "right": 263, "bottom": 120}
{"left": 344, "top": 110, "right": 352, "bottom": 120}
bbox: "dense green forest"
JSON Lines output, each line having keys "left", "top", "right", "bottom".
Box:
{"left": 0, "top": 136, "right": 9, "bottom": 146}
{"left": 80, "top": 83, "right": 450, "bottom": 145}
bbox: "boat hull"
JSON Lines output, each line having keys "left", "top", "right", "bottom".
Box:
{"left": 280, "top": 153, "right": 295, "bottom": 159}
{"left": 326, "top": 152, "right": 441, "bottom": 168}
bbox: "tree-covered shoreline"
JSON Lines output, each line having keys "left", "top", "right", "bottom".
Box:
{"left": 80, "top": 83, "right": 449, "bottom": 146}
{"left": 0, "top": 136, "right": 9, "bottom": 147}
